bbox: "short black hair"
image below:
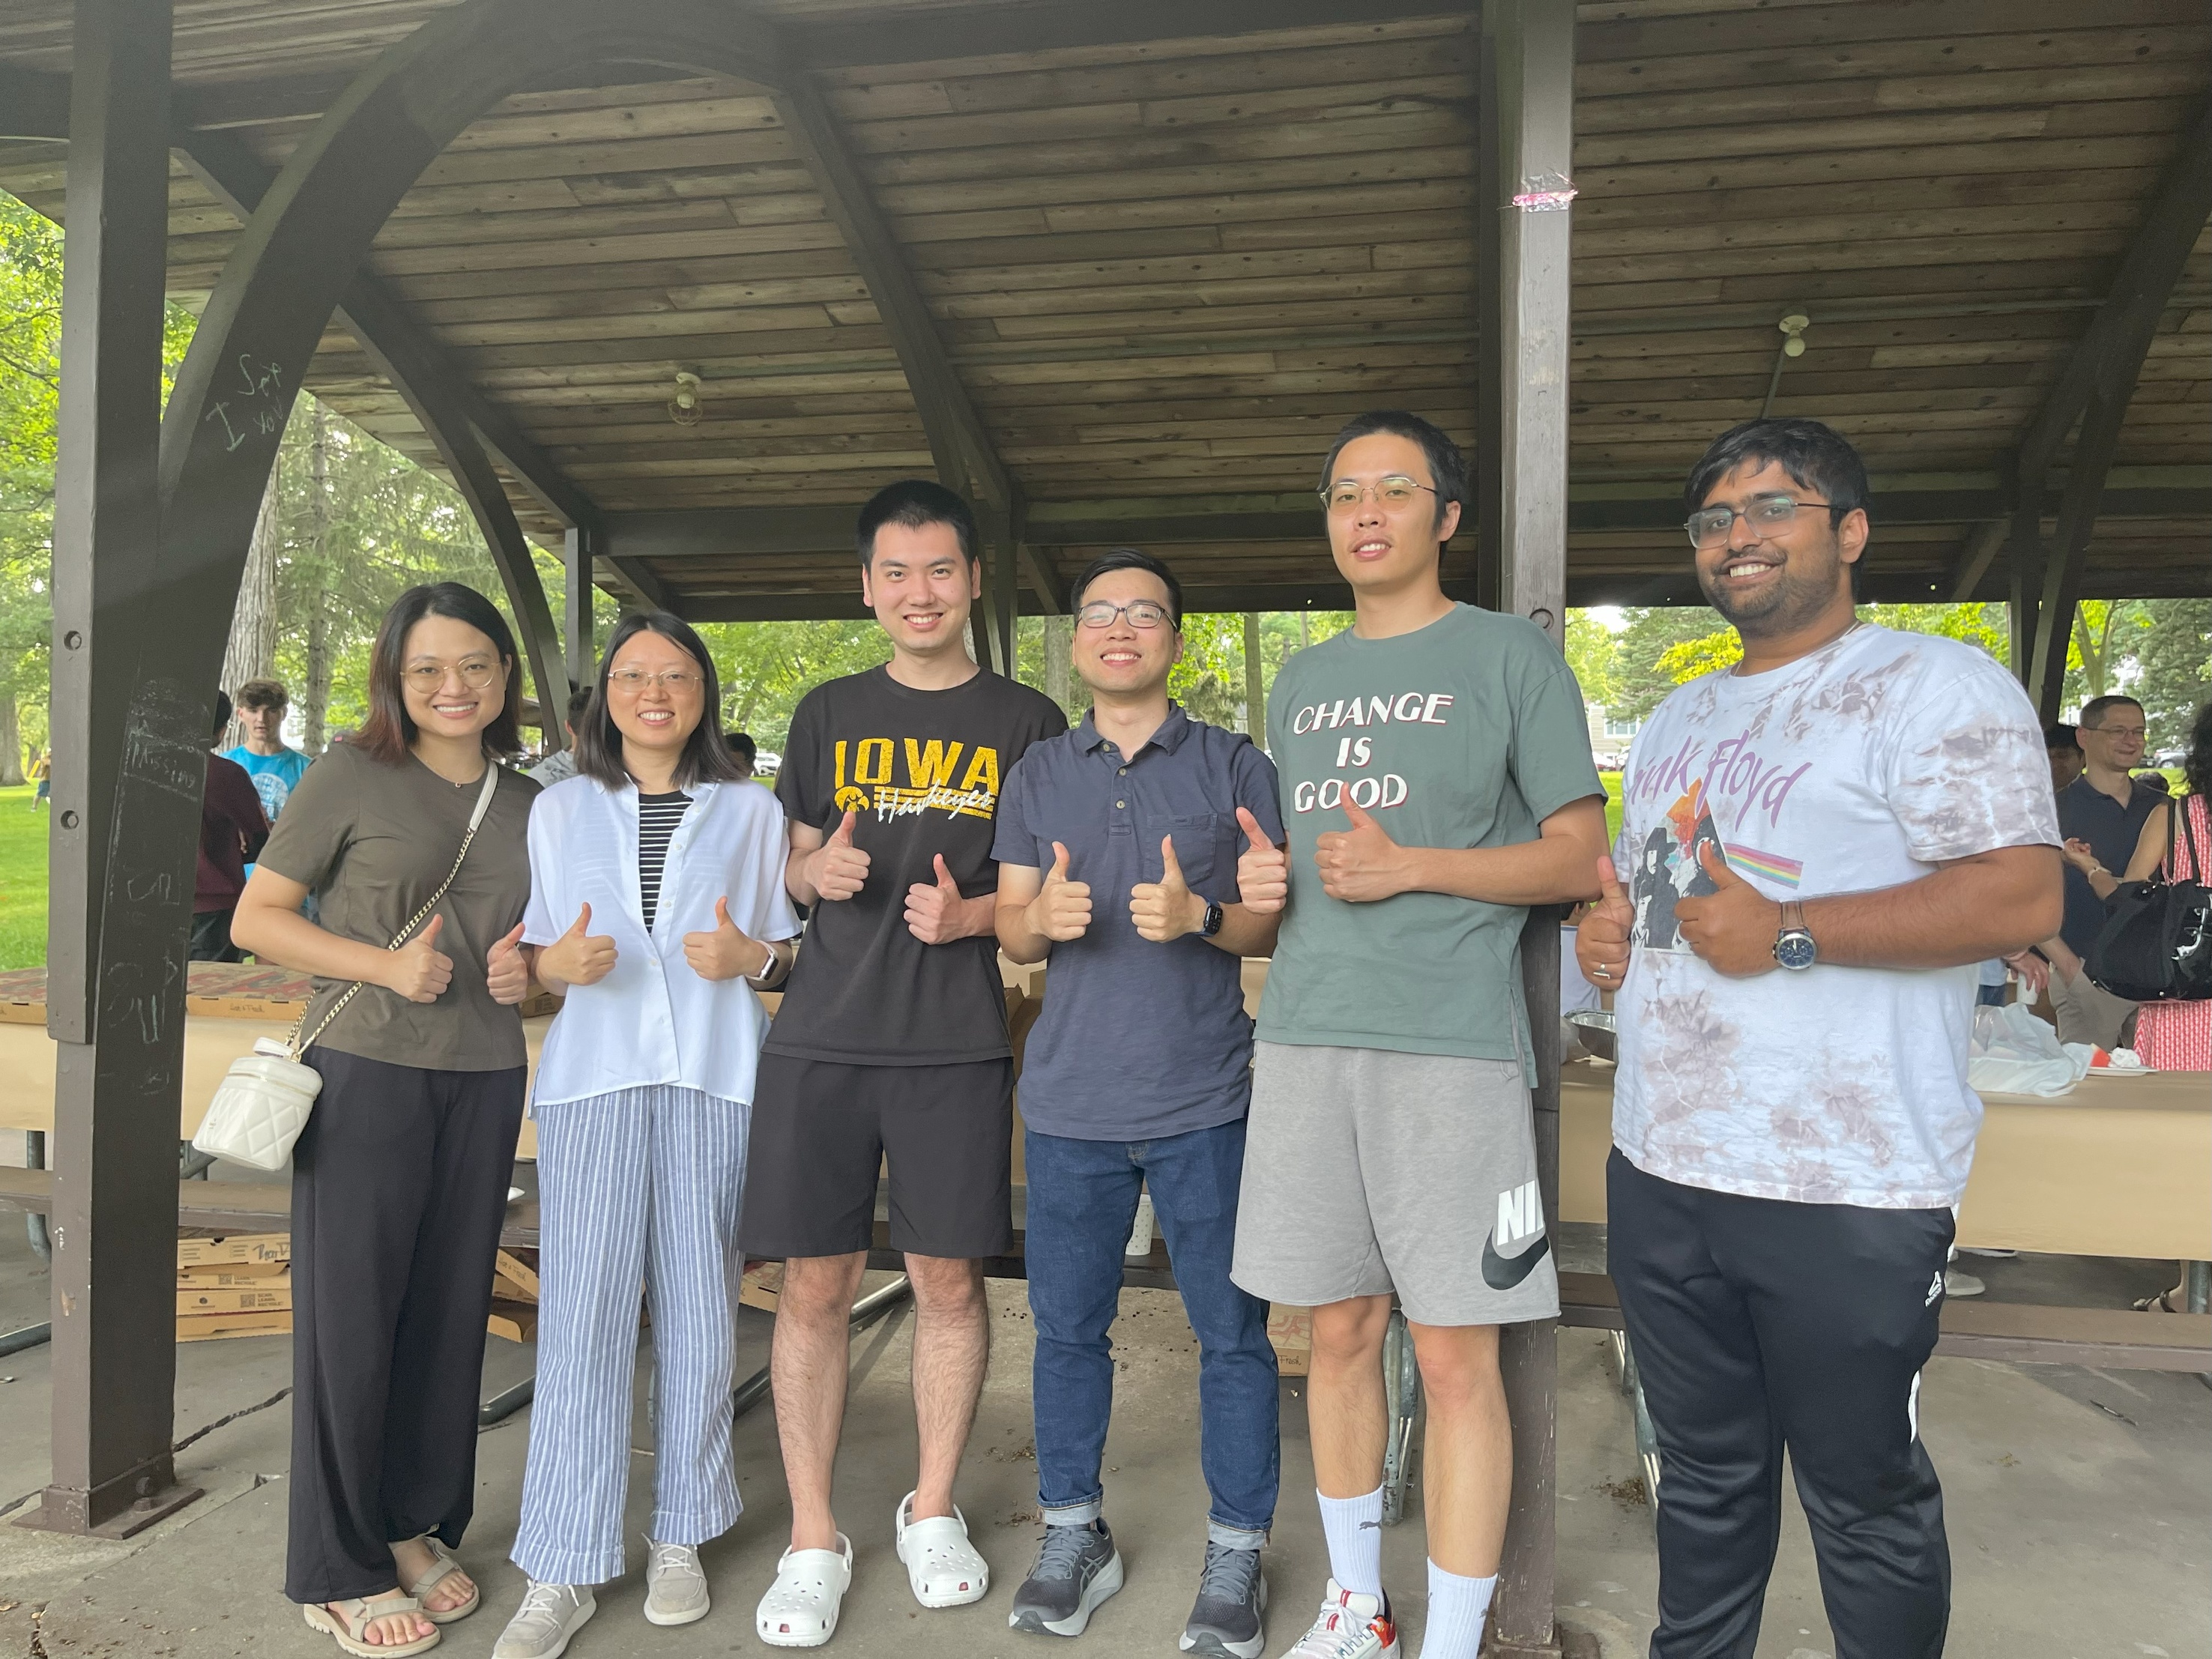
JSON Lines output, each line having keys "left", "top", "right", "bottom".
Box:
{"left": 2043, "top": 722, "right": 2079, "bottom": 752}
{"left": 1317, "top": 411, "right": 1469, "bottom": 537}
{"left": 565, "top": 684, "right": 594, "bottom": 726}
{"left": 212, "top": 688, "right": 232, "bottom": 738}
{"left": 574, "top": 611, "right": 748, "bottom": 792}
{"left": 2079, "top": 694, "right": 2144, "bottom": 731}
{"left": 724, "top": 731, "right": 757, "bottom": 764}
{"left": 1069, "top": 547, "right": 1184, "bottom": 629}
{"left": 1684, "top": 417, "right": 1870, "bottom": 519}
{"left": 857, "top": 478, "right": 980, "bottom": 570}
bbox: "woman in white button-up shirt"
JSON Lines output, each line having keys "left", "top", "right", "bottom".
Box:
{"left": 498, "top": 613, "right": 800, "bottom": 1654}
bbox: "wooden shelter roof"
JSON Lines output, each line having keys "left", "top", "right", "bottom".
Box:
{"left": 2, "top": 0, "right": 2207, "bottom": 615}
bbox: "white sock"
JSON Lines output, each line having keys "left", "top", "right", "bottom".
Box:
{"left": 1316, "top": 1485, "right": 1385, "bottom": 1600}
{"left": 1420, "top": 1561, "right": 1496, "bottom": 1659}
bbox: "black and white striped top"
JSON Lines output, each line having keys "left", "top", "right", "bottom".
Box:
{"left": 637, "top": 790, "right": 692, "bottom": 932}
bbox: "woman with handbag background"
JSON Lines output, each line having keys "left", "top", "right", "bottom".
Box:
{"left": 233, "top": 582, "right": 542, "bottom": 1657}
{"left": 490, "top": 611, "right": 797, "bottom": 1659}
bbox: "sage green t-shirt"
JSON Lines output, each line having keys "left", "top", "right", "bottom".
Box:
{"left": 1257, "top": 604, "right": 1603, "bottom": 1065}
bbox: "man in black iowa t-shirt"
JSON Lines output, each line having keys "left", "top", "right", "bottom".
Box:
{"left": 742, "top": 480, "right": 1066, "bottom": 1643}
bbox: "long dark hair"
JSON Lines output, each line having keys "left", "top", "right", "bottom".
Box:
{"left": 2184, "top": 698, "right": 2212, "bottom": 802}
{"left": 573, "top": 611, "right": 746, "bottom": 792}
{"left": 355, "top": 583, "right": 524, "bottom": 765}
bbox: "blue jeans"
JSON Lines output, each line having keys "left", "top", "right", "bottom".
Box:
{"left": 1024, "top": 1118, "right": 1279, "bottom": 1546}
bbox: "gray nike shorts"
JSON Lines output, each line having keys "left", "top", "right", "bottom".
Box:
{"left": 1230, "top": 1041, "right": 1559, "bottom": 1328}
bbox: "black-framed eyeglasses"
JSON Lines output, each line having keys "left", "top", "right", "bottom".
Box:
{"left": 1076, "top": 599, "right": 1174, "bottom": 631}
{"left": 1318, "top": 475, "right": 1439, "bottom": 513}
{"left": 1685, "top": 495, "right": 1846, "bottom": 549}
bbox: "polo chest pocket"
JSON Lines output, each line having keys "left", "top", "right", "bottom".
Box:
{"left": 1143, "top": 811, "right": 1233, "bottom": 893}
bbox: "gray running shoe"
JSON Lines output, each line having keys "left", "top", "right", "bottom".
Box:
{"left": 492, "top": 1581, "right": 596, "bottom": 1658}
{"left": 1179, "top": 1541, "right": 1266, "bottom": 1658}
{"left": 1008, "top": 1520, "right": 1125, "bottom": 1637}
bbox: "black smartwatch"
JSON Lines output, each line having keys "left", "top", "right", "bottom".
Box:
{"left": 1199, "top": 901, "right": 1225, "bottom": 938}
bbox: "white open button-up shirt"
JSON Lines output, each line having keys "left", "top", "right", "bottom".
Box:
{"left": 522, "top": 773, "right": 799, "bottom": 1109}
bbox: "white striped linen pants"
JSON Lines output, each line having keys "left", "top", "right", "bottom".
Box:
{"left": 512, "top": 1085, "right": 750, "bottom": 1585}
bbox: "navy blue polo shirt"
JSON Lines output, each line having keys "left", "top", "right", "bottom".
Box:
{"left": 2055, "top": 774, "right": 2162, "bottom": 956}
{"left": 994, "top": 705, "right": 1284, "bottom": 1141}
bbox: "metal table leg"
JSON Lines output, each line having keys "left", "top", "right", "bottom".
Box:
{"left": 25, "top": 1129, "right": 49, "bottom": 1262}
{"left": 1612, "top": 1330, "right": 1662, "bottom": 1535}
{"left": 1382, "top": 1306, "right": 1419, "bottom": 1525}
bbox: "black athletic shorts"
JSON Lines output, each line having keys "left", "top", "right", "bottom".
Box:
{"left": 738, "top": 1053, "right": 1015, "bottom": 1260}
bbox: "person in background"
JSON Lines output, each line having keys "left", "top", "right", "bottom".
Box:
{"left": 2040, "top": 695, "right": 2160, "bottom": 1049}
{"left": 994, "top": 548, "right": 1284, "bottom": 1655}
{"left": 193, "top": 689, "right": 271, "bottom": 963}
{"left": 493, "top": 613, "right": 799, "bottom": 1659}
{"left": 233, "top": 583, "right": 541, "bottom": 1658}
{"left": 226, "top": 676, "right": 314, "bottom": 824}
{"left": 725, "top": 731, "right": 758, "bottom": 779}
{"left": 741, "top": 480, "right": 1066, "bottom": 1647}
{"left": 1233, "top": 411, "right": 1608, "bottom": 1659}
{"left": 1577, "top": 417, "right": 2061, "bottom": 1658}
{"left": 528, "top": 685, "right": 596, "bottom": 788}
{"left": 28, "top": 747, "right": 49, "bottom": 809}
{"left": 2044, "top": 722, "right": 2082, "bottom": 794}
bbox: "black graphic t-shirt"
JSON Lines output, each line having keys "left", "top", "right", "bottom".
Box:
{"left": 768, "top": 665, "right": 1067, "bottom": 1066}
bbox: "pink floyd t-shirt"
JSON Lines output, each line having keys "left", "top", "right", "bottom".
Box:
{"left": 1611, "top": 623, "right": 2059, "bottom": 1209}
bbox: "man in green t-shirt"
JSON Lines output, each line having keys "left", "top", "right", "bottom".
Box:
{"left": 1230, "top": 412, "right": 1606, "bottom": 1659}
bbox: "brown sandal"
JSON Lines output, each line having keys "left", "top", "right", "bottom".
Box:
{"left": 302, "top": 1592, "right": 440, "bottom": 1656}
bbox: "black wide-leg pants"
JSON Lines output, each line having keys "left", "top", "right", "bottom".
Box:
{"left": 285, "top": 1047, "right": 527, "bottom": 1604}
{"left": 1607, "top": 1149, "right": 1954, "bottom": 1659}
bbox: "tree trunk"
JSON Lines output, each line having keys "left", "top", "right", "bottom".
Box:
{"left": 300, "top": 402, "right": 335, "bottom": 752}
{"left": 1043, "top": 613, "right": 1071, "bottom": 712}
{"left": 218, "top": 471, "right": 282, "bottom": 746}
{"left": 0, "top": 693, "right": 21, "bottom": 788}
{"left": 302, "top": 588, "right": 332, "bottom": 754}
{"left": 1243, "top": 612, "right": 1265, "bottom": 744}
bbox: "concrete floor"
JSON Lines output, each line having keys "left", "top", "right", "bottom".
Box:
{"left": 0, "top": 1209, "right": 2205, "bottom": 1659}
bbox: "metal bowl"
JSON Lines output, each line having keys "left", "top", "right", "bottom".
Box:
{"left": 1565, "top": 1009, "right": 1616, "bottom": 1063}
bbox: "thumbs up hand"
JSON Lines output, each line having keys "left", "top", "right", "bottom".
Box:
{"left": 1672, "top": 839, "right": 1783, "bottom": 976}
{"left": 905, "top": 853, "right": 971, "bottom": 945}
{"left": 1027, "top": 841, "right": 1093, "bottom": 943}
{"left": 387, "top": 913, "right": 455, "bottom": 1003}
{"left": 539, "top": 901, "right": 617, "bottom": 990}
{"left": 1234, "top": 807, "right": 1290, "bottom": 915}
{"left": 1314, "top": 797, "right": 1411, "bottom": 904}
{"left": 809, "top": 809, "right": 871, "bottom": 902}
{"left": 1575, "top": 856, "right": 1635, "bottom": 990}
{"left": 684, "top": 895, "right": 765, "bottom": 982}
{"left": 1131, "top": 835, "right": 1206, "bottom": 943}
{"left": 486, "top": 921, "right": 531, "bottom": 1006}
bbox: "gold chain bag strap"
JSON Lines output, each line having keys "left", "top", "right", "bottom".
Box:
{"left": 193, "top": 764, "right": 504, "bottom": 1171}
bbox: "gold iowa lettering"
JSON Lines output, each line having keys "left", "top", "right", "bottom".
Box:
{"left": 833, "top": 737, "right": 1000, "bottom": 821}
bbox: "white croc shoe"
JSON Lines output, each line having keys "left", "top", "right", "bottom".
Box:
{"left": 894, "top": 1491, "right": 990, "bottom": 1609}
{"left": 756, "top": 1533, "right": 853, "bottom": 1648}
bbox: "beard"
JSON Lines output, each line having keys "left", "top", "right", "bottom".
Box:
{"left": 1696, "top": 540, "right": 1846, "bottom": 637}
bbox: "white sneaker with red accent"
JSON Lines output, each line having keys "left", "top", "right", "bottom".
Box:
{"left": 1274, "top": 1580, "right": 1399, "bottom": 1659}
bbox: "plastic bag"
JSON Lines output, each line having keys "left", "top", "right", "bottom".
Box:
{"left": 1966, "top": 1002, "right": 2089, "bottom": 1098}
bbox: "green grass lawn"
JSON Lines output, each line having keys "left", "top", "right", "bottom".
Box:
{"left": 1601, "top": 770, "right": 1624, "bottom": 849}
{"left": 0, "top": 785, "right": 47, "bottom": 970}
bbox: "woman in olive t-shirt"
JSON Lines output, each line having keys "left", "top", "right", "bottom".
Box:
{"left": 234, "top": 583, "right": 540, "bottom": 1657}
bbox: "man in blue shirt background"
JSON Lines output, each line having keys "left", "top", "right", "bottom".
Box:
{"left": 225, "top": 676, "right": 314, "bottom": 826}
{"left": 994, "top": 548, "right": 1286, "bottom": 1658}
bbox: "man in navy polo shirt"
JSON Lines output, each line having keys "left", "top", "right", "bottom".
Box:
{"left": 994, "top": 548, "right": 1286, "bottom": 1657}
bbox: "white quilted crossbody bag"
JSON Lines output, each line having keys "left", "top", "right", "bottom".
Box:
{"left": 192, "top": 764, "right": 502, "bottom": 1171}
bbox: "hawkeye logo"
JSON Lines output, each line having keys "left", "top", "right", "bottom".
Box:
{"left": 833, "top": 737, "right": 1001, "bottom": 822}
{"left": 1481, "top": 1178, "right": 1550, "bottom": 1290}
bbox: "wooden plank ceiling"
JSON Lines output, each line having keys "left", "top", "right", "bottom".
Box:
{"left": 1, "top": 0, "right": 2206, "bottom": 612}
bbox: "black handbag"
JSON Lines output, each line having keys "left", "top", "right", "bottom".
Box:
{"left": 2087, "top": 794, "right": 2211, "bottom": 1003}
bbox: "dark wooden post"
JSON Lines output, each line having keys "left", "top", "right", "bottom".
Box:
{"left": 1480, "top": 0, "right": 1575, "bottom": 1651}
{"left": 25, "top": 0, "right": 202, "bottom": 1539}
{"left": 565, "top": 524, "right": 596, "bottom": 692}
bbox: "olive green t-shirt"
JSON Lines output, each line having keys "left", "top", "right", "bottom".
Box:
{"left": 257, "top": 740, "right": 539, "bottom": 1072}
{"left": 1258, "top": 604, "right": 1603, "bottom": 1066}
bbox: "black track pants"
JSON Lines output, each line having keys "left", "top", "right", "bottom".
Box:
{"left": 1607, "top": 1150, "right": 1954, "bottom": 1659}
{"left": 285, "top": 1048, "right": 527, "bottom": 1604}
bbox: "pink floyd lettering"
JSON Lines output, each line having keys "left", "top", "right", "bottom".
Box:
{"left": 1284, "top": 690, "right": 1454, "bottom": 815}
{"left": 1627, "top": 726, "right": 1810, "bottom": 952}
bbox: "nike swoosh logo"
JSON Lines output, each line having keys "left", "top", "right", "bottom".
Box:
{"left": 1481, "top": 1227, "right": 1552, "bottom": 1290}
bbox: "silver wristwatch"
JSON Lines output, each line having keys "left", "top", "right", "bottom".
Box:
{"left": 1773, "top": 901, "right": 1817, "bottom": 971}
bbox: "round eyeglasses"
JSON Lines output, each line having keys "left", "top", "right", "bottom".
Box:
{"left": 404, "top": 659, "right": 501, "bottom": 692}
{"left": 1077, "top": 600, "right": 1173, "bottom": 630}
